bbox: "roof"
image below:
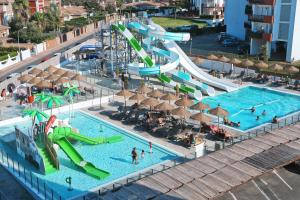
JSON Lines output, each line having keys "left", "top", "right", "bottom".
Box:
{"left": 61, "top": 6, "right": 87, "bottom": 17}
{"left": 0, "top": 25, "right": 9, "bottom": 31}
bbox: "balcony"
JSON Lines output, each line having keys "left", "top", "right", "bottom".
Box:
{"left": 244, "top": 22, "right": 252, "bottom": 29}
{"left": 263, "top": 33, "right": 272, "bottom": 42}
{"left": 249, "top": 15, "right": 274, "bottom": 23}
{"left": 249, "top": 31, "right": 272, "bottom": 42}
{"left": 245, "top": 5, "right": 252, "bottom": 15}
{"left": 248, "top": 0, "right": 275, "bottom": 6}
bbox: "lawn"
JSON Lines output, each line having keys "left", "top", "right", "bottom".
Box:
{"left": 151, "top": 17, "right": 207, "bottom": 29}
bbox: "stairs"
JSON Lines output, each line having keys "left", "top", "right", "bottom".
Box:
{"left": 39, "top": 148, "right": 57, "bottom": 174}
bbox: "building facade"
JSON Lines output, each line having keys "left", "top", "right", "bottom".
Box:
{"left": 0, "top": 0, "right": 14, "bottom": 26}
{"left": 190, "top": 0, "right": 224, "bottom": 17}
{"left": 225, "top": 0, "right": 300, "bottom": 62}
{"left": 28, "top": 0, "right": 61, "bottom": 16}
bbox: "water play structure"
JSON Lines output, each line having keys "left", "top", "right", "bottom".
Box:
{"left": 111, "top": 17, "right": 238, "bottom": 100}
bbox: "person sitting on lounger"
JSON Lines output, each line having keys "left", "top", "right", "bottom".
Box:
{"left": 272, "top": 116, "right": 279, "bottom": 123}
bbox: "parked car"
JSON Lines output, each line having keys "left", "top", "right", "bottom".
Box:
{"left": 6, "top": 73, "right": 20, "bottom": 79}
{"left": 40, "top": 56, "right": 50, "bottom": 63}
{"left": 222, "top": 39, "right": 239, "bottom": 47}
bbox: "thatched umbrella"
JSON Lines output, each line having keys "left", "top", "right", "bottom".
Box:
{"left": 36, "top": 71, "right": 50, "bottom": 78}
{"left": 71, "top": 74, "right": 85, "bottom": 87}
{"left": 255, "top": 61, "right": 269, "bottom": 69}
{"left": 147, "top": 89, "right": 163, "bottom": 99}
{"left": 55, "top": 78, "right": 69, "bottom": 85}
{"left": 230, "top": 58, "right": 242, "bottom": 65}
{"left": 218, "top": 55, "right": 230, "bottom": 63}
{"left": 136, "top": 84, "right": 151, "bottom": 94}
{"left": 28, "top": 68, "right": 42, "bottom": 75}
{"left": 190, "top": 102, "right": 210, "bottom": 112}
{"left": 129, "top": 93, "right": 145, "bottom": 105}
{"left": 53, "top": 69, "right": 66, "bottom": 76}
{"left": 270, "top": 64, "right": 283, "bottom": 72}
{"left": 154, "top": 102, "right": 174, "bottom": 111}
{"left": 190, "top": 113, "right": 211, "bottom": 133}
{"left": 207, "top": 54, "right": 218, "bottom": 60}
{"left": 193, "top": 57, "right": 204, "bottom": 65}
{"left": 45, "top": 65, "right": 58, "bottom": 73}
{"left": 242, "top": 59, "right": 254, "bottom": 67}
{"left": 175, "top": 97, "right": 193, "bottom": 108}
{"left": 209, "top": 106, "right": 229, "bottom": 127}
{"left": 62, "top": 71, "right": 75, "bottom": 78}
{"left": 45, "top": 74, "right": 59, "bottom": 81}
{"left": 28, "top": 77, "right": 42, "bottom": 85}
{"left": 35, "top": 80, "right": 52, "bottom": 88}
{"left": 18, "top": 74, "right": 33, "bottom": 83}
{"left": 141, "top": 98, "right": 159, "bottom": 110}
{"left": 161, "top": 92, "right": 178, "bottom": 103}
{"left": 116, "top": 89, "right": 133, "bottom": 108}
{"left": 287, "top": 66, "right": 299, "bottom": 74}
{"left": 171, "top": 107, "right": 191, "bottom": 121}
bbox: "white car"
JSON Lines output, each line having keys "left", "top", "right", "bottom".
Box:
{"left": 6, "top": 73, "right": 20, "bottom": 79}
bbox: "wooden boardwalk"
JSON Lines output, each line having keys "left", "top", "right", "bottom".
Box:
{"left": 100, "top": 123, "right": 300, "bottom": 200}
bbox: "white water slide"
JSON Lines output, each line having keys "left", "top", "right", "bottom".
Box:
{"left": 150, "top": 21, "right": 238, "bottom": 92}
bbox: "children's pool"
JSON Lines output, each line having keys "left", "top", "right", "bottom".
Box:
{"left": 202, "top": 86, "right": 300, "bottom": 131}
{"left": 0, "top": 111, "right": 179, "bottom": 199}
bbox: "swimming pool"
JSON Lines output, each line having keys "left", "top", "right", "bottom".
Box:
{"left": 0, "top": 111, "right": 179, "bottom": 199}
{"left": 202, "top": 86, "right": 300, "bottom": 131}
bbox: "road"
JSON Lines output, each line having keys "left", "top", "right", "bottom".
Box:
{"left": 0, "top": 31, "right": 95, "bottom": 82}
{"left": 215, "top": 163, "right": 300, "bottom": 200}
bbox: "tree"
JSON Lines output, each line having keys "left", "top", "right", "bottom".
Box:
{"left": 12, "top": 0, "right": 29, "bottom": 22}
{"left": 22, "top": 108, "right": 49, "bottom": 136}
{"left": 42, "top": 94, "right": 64, "bottom": 115}
{"left": 31, "top": 12, "right": 46, "bottom": 31}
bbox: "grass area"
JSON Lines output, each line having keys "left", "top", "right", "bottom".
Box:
{"left": 151, "top": 17, "right": 207, "bottom": 29}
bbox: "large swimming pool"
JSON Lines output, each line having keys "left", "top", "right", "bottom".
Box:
{"left": 202, "top": 86, "right": 300, "bottom": 131}
{"left": 0, "top": 111, "right": 179, "bottom": 199}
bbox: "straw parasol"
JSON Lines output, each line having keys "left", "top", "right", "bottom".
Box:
{"left": 209, "top": 106, "right": 229, "bottom": 127}
{"left": 71, "top": 74, "right": 85, "bottom": 81}
{"left": 161, "top": 92, "right": 177, "bottom": 103}
{"left": 45, "top": 65, "right": 58, "bottom": 73}
{"left": 190, "top": 102, "right": 210, "bottom": 112}
{"left": 53, "top": 69, "right": 66, "bottom": 76}
{"left": 218, "top": 55, "right": 230, "bottom": 63}
{"left": 230, "top": 58, "right": 242, "bottom": 65}
{"left": 28, "top": 77, "right": 42, "bottom": 85}
{"left": 175, "top": 97, "right": 193, "bottom": 107}
{"left": 140, "top": 98, "right": 159, "bottom": 110}
{"left": 129, "top": 93, "right": 145, "bottom": 104}
{"left": 190, "top": 113, "right": 211, "bottom": 133}
{"left": 62, "top": 71, "right": 75, "bottom": 78}
{"left": 171, "top": 107, "right": 191, "bottom": 120}
{"left": 193, "top": 57, "right": 204, "bottom": 65}
{"left": 35, "top": 80, "right": 52, "bottom": 88}
{"left": 154, "top": 102, "right": 174, "bottom": 111}
{"left": 36, "top": 71, "right": 50, "bottom": 78}
{"left": 45, "top": 74, "right": 59, "bottom": 81}
{"left": 207, "top": 54, "right": 218, "bottom": 60}
{"left": 116, "top": 89, "right": 133, "bottom": 108}
{"left": 147, "top": 89, "right": 163, "bottom": 99}
{"left": 270, "top": 64, "right": 283, "bottom": 71}
{"left": 18, "top": 74, "right": 33, "bottom": 83}
{"left": 55, "top": 77, "right": 69, "bottom": 85}
{"left": 255, "top": 61, "right": 269, "bottom": 69}
{"left": 287, "top": 66, "right": 299, "bottom": 74}
{"left": 136, "top": 84, "right": 151, "bottom": 94}
{"left": 241, "top": 59, "right": 254, "bottom": 67}
{"left": 28, "top": 68, "right": 42, "bottom": 75}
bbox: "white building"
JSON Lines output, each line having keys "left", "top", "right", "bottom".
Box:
{"left": 190, "top": 0, "right": 224, "bottom": 17}
{"left": 225, "top": 0, "right": 300, "bottom": 62}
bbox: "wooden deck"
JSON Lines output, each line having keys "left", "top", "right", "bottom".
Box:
{"left": 100, "top": 123, "right": 300, "bottom": 200}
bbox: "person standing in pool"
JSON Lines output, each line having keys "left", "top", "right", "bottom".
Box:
{"left": 256, "top": 116, "right": 260, "bottom": 121}
{"left": 149, "top": 141, "right": 153, "bottom": 154}
{"left": 251, "top": 106, "right": 256, "bottom": 113}
{"left": 132, "top": 147, "right": 138, "bottom": 164}
{"left": 141, "top": 150, "right": 145, "bottom": 159}
{"left": 262, "top": 110, "right": 267, "bottom": 116}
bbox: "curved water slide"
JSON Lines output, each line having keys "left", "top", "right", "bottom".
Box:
{"left": 112, "top": 23, "right": 203, "bottom": 100}
{"left": 148, "top": 21, "right": 238, "bottom": 92}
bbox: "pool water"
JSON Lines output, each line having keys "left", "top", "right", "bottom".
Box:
{"left": 0, "top": 111, "right": 179, "bottom": 199}
{"left": 202, "top": 86, "right": 300, "bottom": 131}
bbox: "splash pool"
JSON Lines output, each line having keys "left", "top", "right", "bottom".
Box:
{"left": 0, "top": 111, "right": 179, "bottom": 199}
{"left": 202, "top": 86, "right": 300, "bottom": 131}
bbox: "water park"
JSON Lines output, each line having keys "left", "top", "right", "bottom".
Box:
{"left": 1, "top": 13, "right": 300, "bottom": 200}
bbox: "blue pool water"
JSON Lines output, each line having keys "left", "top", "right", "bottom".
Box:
{"left": 202, "top": 86, "right": 300, "bottom": 131}
{"left": 0, "top": 111, "right": 179, "bottom": 199}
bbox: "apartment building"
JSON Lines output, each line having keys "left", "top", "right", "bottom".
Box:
{"left": 28, "top": 0, "right": 61, "bottom": 15}
{"left": 0, "top": 0, "right": 14, "bottom": 26}
{"left": 190, "top": 0, "right": 224, "bottom": 17}
{"left": 225, "top": 0, "right": 300, "bottom": 62}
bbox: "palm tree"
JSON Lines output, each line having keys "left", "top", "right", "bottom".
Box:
{"left": 42, "top": 94, "right": 64, "bottom": 115}
{"left": 34, "top": 92, "right": 48, "bottom": 111}
{"left": 22, "top": 108, "right": 49, "bottom": 137}
{"left": 63, "top": 84, "right": 80, "bottom": 121}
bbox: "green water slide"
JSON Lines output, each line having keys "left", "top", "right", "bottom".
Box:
{"left": 56, "top": 138, "right": 110, "bottom": 179}
{"left": 38, "top": 147, "right": 57, "bottom": 174}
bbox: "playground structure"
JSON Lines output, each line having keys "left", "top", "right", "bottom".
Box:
{"left": 16, "top": 112, "right": 122, "bottom": 179}
{"left": 91, "top": 13, "right": 238, "bottom": 101}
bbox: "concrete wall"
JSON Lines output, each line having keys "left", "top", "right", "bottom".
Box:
{"left": 20, "top": 49, "right": 31, "bottom": 60}
{"left": 224, "top": 0, "right": 248, "bottom": 40}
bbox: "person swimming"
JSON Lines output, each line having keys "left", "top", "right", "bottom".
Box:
{"left": 272, "top": 116, "right": 278, "bottom": 123}
{"left": 256, "top": 116, "right": 260, "bottom": 121}
{"left": 262, "top": 110, "right": 267, "bottom": 116}
{"left": 251, "top": 106, "right": 256, "bottom": 113}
